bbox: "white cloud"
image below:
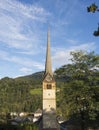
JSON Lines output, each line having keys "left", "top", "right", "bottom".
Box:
{"left": 52, "top": 42, "right": 96, "bottom": 70}
{"left": 8, "top": 56, "right": 44, "bottom": 70}
{"left": 0, "top": 0, "right": 50, "bottom": 21}
{"left": 0, "top": 41, "right": 96, "bottom": 73}
{"left": 20, "top": 67, "right": 33, "bottom": 74}
{"left": 66, "top": 39, "right": 79, "bottom": 45}
{"left": 52, "top": 49, "right": 72, "bottom": 70}
{"left": 50, "top": 0, "right": 82, "bottom": 27}
{"left": 71, "top": 42, "right": 96, "bottom": 51}
{"left": 0, "top": 50, "right": 44, "bottom": 70}
{"left": 0, "top": 0, "right": 50, "bottom": 52}
{"left": 0, "top": 50, "right": 8, "bottom": 59}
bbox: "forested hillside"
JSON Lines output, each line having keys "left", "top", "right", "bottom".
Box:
{"left": 0, "top": 72, "right": 44, "bottom": 113}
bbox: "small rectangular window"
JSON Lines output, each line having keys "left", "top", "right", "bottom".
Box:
{"left": 47, "top": 84, "right": 52, "bottom": 89}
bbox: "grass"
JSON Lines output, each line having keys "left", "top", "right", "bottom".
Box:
{"left": 30, "top": 88, "right": 42, "bottom": 95}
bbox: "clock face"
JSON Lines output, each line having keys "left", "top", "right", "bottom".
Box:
{"left": 46, "top": 74, "right": 52, "bottom": 82}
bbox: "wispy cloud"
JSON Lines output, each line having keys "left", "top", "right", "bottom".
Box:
{"left": 0, "top": 50, "right": 8, "bottom": 60}
{"left": 0, "top": 0, "right": 50, "bottom": 78}
{"left": 50, "top": 0, "right": 82, "bottom": 27}
{"left": 0, "top": 0, "right": 50, "bottom": 21}
{"left": 52, "top": 42, "right": 96, "bottom": 69}
{"left": 66, "top": 39, "right": 79, "bottom": 45}
{"left": 0, "top": 50, "right": 44, "bottom": 70}
{"left": 20, "top": 67, "right": 33, "bottom": 74}
{"left": 0, "top": 42, "right": 95, "bottom": 73}
{"left": 0, "top": 0, "right": 50, "bottom": 52}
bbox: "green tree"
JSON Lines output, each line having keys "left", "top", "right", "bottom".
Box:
{"left": 56, "top": 51, "right": 99, "bottom": 129}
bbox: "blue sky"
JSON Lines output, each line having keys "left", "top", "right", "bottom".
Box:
{"left": 0, "top": 0, "right": 99, "bottom": 79}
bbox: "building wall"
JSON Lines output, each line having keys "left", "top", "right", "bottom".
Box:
{"left": 43, "top": 81, "right": 56, "bottom": 113}
{"left": 43, "top": 89, "right": 56, "bottom": 99}
{"left": 43, "top": 99, "right": 56, "bottom": 112}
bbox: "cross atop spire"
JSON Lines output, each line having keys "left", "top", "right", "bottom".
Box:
{"left": 45, "top": 28, "right": 53, "bottom": 76}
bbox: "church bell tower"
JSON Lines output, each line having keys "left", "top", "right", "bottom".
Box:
{"left": 42, "top": 29, "right": 59, "bottom": 130}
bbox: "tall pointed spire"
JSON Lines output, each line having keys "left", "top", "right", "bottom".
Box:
{"left": 45, "top": 28, "right": 53, "bottom": 76}
{"left": 42, "top": 28, "right": 60, "bottom": 130}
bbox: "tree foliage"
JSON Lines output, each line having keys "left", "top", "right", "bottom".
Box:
{"left": 87, "top": 3, "right": 99, "bottom": 36}
{"left": 55, "top": 51, "right": 99, "bottom": 124}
